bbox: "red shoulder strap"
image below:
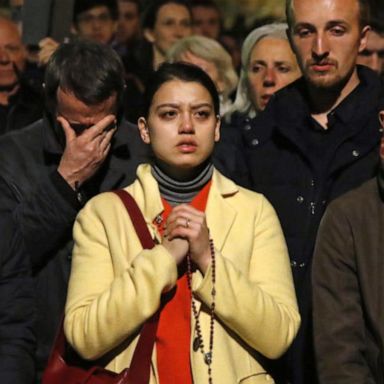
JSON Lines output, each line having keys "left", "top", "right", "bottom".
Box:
{"left": 112, "top": 189, "right": 159, "bottom": 384}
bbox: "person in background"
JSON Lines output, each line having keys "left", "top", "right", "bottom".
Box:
{"left": 114, "top": 0, "right": 142, "bottom": 57}
{"left": 225, "top": 23, "right": 301, "bottom": 122}
{"left": 0, "top": 39, "right": 149, "bottom": 382}
{"left": 357, "top": 16, "right": 384, "bottom": 76}
{"left": 214, "top": 23, "right": 300, "bottom": 183}
{"left": 190, "top": 0, "right": 222, "bottom": 41}
{"left": 217, "top": 0, "right": 382, "bottom": 382}
{"left": 64, "top": 61, "right": 300, "bottom": 384}
{"left": 219, "top": 31, "right": 242, "bottom": 75}
{"left": 137, "top": 0, "right": 192, "bottom": 75}
{"left": 0, "top": 16, "right": 44, "bottom": 135}
{"left": 73, "top": 0, "right": 118, "bottom": 44}
{"left": 312, "top": 102, "right": 384, "bottom": 383}
{"left": 38, "top": 0, "right": 119, "bottom": 65}
{"left": 167, "top": 35, "right": 238, "bottom": 115}
{"left": 124, "top": 0, "right": 192, "bottom": 120}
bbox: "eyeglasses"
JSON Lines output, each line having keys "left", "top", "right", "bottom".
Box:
{"left": 77, "top": 12, "right": 113, "bottom": 25}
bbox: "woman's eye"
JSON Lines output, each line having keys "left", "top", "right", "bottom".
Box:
{"left": 162, "top": 20, "right": 175, "bottom": 27}
{"left": 160, "top": 110, "right": 177, "bottom": 119}
{"left": 250, "top": 65, "right": 262, "bottom": 73}
{"left": 195, "top": 110, "right": 211, "bottom": 119}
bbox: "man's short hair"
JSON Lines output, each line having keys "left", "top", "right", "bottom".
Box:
{"left": 285, "top": 0, "right": 370, "bottom": 30}
{"left": 44, "top": 39, "right": 125, "bottom": 113}
{"left": 370, "top": 15, "right": 384, "bottom": 36}
{"left": 73, "top": 0, "right": 119, "bottom": 24}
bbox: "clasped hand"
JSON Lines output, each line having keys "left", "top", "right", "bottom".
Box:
{"left": 162, "top": 204, "right": 211, "bottom": 273}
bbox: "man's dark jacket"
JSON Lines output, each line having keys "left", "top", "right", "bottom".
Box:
{"left": 313, "top": 173, "right": 384, "bottom": 384}
{"left": 216, "top": 66, "right": 383, "bottom": 384}
{"left": 0, "top": 117, "right": 150, "bottom": 383}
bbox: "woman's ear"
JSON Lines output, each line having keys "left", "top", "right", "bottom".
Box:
{"left": 214, "top": 115, "right": 221, "bottom": 142}
{"left": 138, "top": 117, "right": 151, "bottom": 144}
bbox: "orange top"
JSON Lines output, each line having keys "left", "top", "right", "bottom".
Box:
{"left": 155, "top": 181, "right": 212, "bottom": 384}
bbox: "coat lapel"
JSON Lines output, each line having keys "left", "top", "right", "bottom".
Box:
{"left": 206, "top": 169, "right": 238, "bottom": 251}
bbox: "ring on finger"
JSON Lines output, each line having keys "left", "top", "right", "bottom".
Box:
{"left": 185, "top": 218, "right": 190, "bottom": 228}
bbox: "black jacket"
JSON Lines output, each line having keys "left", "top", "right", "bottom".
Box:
{"left": 216, "top": 66, "right": 383, "bottom": 384}
{"left": 0, "top": 117, "right": 150, "bottom": 382}
{"left": 242, "top": 66, "right": 381, "bottom": 274}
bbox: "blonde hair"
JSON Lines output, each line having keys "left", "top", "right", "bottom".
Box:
{"left": 167, "top": 35, "right": 238, "bottom": 100}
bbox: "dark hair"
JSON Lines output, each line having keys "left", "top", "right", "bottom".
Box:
{"left": 190, "top": 0, "right": 220, "bottom": 13}
{"left": 141, "top": 61, "right": 220, "bottom": 118}
{"left": 73, "top": 0, "right": 119, "bottom": 23}
{"left": 370, "top": 10, "right": 384, "bottom": 35}
{"left": 141, "top": 0, "right": 192, "bottom": 30}
{"left": 44, "top": 39, "right": 125, "bottom": 114}
{"left": 120, "top": 0, "right": 143, "bottom": 13}
{"left": 285, "top": 0, "right": 370, "bottom": 30}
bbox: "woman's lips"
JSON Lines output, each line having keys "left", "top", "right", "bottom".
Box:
{"left": 177, "top": 140, "right": 197, "bottom": 153}
{"left": 260, "top": 94, "right": 272, "bottom": 107}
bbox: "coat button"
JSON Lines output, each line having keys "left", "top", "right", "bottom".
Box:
{"left": 297, "top": 196, "right": 304, "bottom": 203}
{"left": 291, "top": 260, "right": 297, "bottom": 267}
{"left": 244, "top": 124, "right": 252, "bottom": 131}
{"left": 251, "top": 138, "right": 259, "bottom": 146}
{"left": 352, "top": 150, "right": 359, "bottom": 157}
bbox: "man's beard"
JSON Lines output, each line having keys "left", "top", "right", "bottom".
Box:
{"left": 304, "top": 64, "right": 353, "bottom": 93}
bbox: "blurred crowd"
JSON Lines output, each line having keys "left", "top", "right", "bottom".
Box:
{"left": 0, "top": 0, "right": 383, "bottom": 133}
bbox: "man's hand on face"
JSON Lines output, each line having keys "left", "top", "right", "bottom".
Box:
{"left": 57, "top": 114, "right": 117, "bottom": 190}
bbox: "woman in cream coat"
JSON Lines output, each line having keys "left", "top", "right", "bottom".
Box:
{"left": 64, "top": 62, "right": 300, "bottom": 383}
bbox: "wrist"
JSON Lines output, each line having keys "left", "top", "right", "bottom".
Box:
{"left": 57, "top": 166, "right": 77, "bottom": 190}
{"left": 195, "top": 248, "right": 211, "bottom": 275}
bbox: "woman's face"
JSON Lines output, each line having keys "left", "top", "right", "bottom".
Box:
{"left": 138, "top": 79, "right": 220, "bottom": 179}
{"left": 247, "top": 37, "right": 301, "bottom": 112}
{"left": 146, "top": 3, "right": 192, "bottom": 56}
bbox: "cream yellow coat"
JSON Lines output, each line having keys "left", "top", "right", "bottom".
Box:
{"left": 64, "top": 164, "right": 300, "bottom": 384}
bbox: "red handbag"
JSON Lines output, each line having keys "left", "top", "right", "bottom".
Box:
{"left": 42, "top": 190, "right": 158, "bottom": 384}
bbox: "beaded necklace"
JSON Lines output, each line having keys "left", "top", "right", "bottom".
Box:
{"left": 186, "top": 238, "right": 216, "bottom": 384}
